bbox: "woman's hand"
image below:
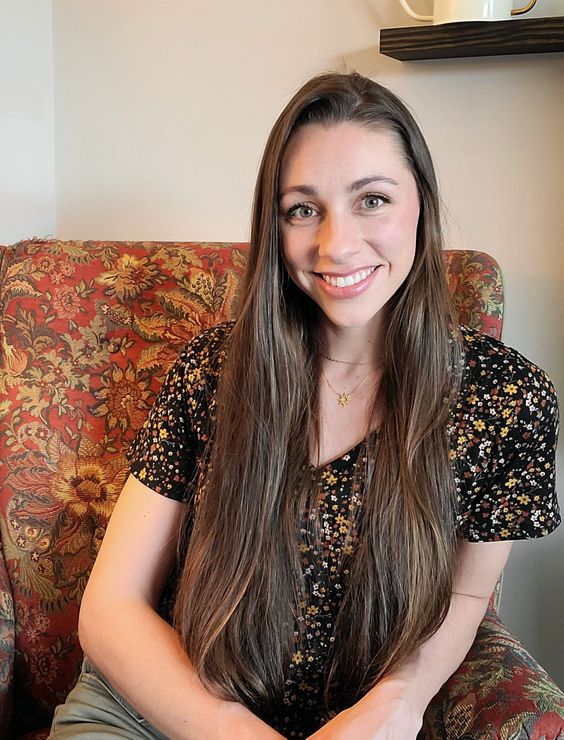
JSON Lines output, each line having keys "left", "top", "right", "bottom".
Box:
{"left": 306, "top": 678, "right": 422, "bottom": 740}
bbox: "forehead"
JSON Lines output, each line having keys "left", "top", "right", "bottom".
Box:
{"left": 279, "top": 122, "right": 409, "bottom": 186}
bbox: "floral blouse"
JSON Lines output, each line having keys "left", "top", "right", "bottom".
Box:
{"left": 128, "top": 322, "right": 560, "bottom": 737}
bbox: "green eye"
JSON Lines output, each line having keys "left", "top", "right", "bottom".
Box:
{"left": 362, "top": 194, "right": 387, "bottom": 209}
{"left": 287, "top": 203, "right": 315, "bottom": 219}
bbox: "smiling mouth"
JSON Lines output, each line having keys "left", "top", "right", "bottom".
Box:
{"left": 319, "top": 267, "right": 377, "bottom": 288}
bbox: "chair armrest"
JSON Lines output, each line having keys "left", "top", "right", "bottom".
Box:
{"left": 421, "top": 608, "right": 564, "bottom": 739}
{"left": 0, "top": 539, "right": 15, "bottom": 737}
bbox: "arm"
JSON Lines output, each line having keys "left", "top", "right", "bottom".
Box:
{"left": 79, "top": 474, "right": 284, "bottom": 740}
{"left": 308, "top": 540, "right": 512, "bottom": 739}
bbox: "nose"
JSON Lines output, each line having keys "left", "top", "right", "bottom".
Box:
{"left": 318, "top": 209, "right": 361, "bottom": 264}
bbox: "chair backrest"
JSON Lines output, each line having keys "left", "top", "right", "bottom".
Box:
{"left": 0, "top": 240, "right": 503, "bottom": 736}
{"left": 445, "top": 249, "right": 503, "bottom": 339}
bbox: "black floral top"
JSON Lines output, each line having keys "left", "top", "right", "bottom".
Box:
{"left": 128, "top": 322, "right": 560, "bottom": 737}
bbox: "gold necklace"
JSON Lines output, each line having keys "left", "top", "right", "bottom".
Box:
{"left": 322, "top": 370, "right": 373, "bottom": 407}
{"left": 322, "top": 354, "right": 369, "bottom": 366}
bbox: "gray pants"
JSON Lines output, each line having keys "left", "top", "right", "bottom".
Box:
{"left": 49, "top": 657, "right": 169, "bottom": 739}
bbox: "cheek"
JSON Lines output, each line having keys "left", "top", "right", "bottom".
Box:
{"left": 373, "top": 204, "right": 419, "bottom": 259}
{"left": 280, "top": 237, "right": 294, "bottom": 271}
{"left": 281, "top": 230, "right": 308, "bottom": 270}
{"left": 371, "top": 221, "right": 416, "bottom": 257}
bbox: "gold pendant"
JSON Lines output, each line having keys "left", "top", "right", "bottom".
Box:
{"left": 337, "top": 393, "right": 351, "bottom": 407}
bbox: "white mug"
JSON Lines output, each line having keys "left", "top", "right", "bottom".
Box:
{"left": 397, "top": 0, "right": 537, "bottom": 24}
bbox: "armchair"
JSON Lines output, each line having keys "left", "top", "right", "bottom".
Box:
{"left": 0, "top": 239, "right": 562, "bottom": 739}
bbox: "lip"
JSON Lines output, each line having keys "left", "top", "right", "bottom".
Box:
{"left": 314, "top": 265, "right": 381, "bottom": 298}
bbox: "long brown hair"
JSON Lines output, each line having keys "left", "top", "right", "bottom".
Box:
{"left": 174, "top": 72, "right": 463, "bottom": 712}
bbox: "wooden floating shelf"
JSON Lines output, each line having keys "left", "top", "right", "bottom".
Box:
{"left": 379, "top": 16, "right": 564, "bottom": 61}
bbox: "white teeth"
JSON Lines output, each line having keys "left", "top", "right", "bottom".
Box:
{"left": 321, "top": 267, "right": 376, "bottom": 288}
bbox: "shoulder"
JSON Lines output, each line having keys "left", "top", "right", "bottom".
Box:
{"left": 149, "top": 321, "right": 234, "bottom": 421}
{"left": 126, "top": 322, "right": 235, "bottom": 498}
{"left": 178, "top": 320, "right": 235, "bottom": 365}
{"left": 172, "top": 320, "right": 235, "bottom": 388}
{"left": 453, "top": 328, "right": 560, "bottom": 541}
{"left": 451, "top": 326, "right": 559, "bottom": 498}
{"left": 458, "top": 326, "right": 557, "bottom": 416}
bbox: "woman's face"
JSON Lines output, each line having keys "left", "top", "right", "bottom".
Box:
{"left": 278, "top": 122, "right": 420, "bottom": 334}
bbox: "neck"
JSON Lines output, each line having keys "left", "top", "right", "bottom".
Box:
{"left": 320, "top": 319, "right": 385, "bottom": 371}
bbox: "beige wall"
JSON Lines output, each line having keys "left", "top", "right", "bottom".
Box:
{"left": 0, "top": 0, "right": 56, "bottom": 244}
{"left": 9, "top": 0, "right": 564, "bottom": 683}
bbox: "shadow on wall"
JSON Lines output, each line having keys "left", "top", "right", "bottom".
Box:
{"left": 501, "top": 532, "right": 564, "bottom": 687}
{"left": 506, "top": 271, "right": 564, "bottom": 392}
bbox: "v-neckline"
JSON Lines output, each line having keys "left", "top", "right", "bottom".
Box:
{"left": 310, "top": 439, "right": 364, "bottom": 471}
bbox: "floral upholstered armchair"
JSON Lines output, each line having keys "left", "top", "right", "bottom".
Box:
{"left": 1, "top": 239, "right": 563, "bottom": 739}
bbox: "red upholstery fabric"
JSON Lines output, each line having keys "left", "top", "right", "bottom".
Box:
{"left": 445, "top": 249, "right": 503, "bottom": 340}
{"left": 421, "top": 610, "right": 564, "bottom": 739}
{"left": 1, "top": 240, "right": 247, "bottom": 736}
{"left": 1, "top": 240, "right": 561, "bottom": 739}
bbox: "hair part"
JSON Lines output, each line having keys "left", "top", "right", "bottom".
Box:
{"left": 174, "top": 71, "right": 463, "bottom": 713}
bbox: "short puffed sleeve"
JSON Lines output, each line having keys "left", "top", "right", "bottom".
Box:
{"left": 127, "top": 323, "right": 230, "bottom": 502}
{"left": 453, "top": 330, "right": 560, "bottom": 542}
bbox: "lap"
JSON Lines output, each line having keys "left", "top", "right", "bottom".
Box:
{"left": 49, "top": 658, "right": 167, "bottom": 739}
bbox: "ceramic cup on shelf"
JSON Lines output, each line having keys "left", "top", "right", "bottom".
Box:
{"left": 397, "top": 0, "right": 537, "bottom": 24}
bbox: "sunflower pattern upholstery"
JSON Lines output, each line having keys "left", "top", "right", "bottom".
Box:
{"left": 0, "top": 240, "right": 562, "bottom": 740}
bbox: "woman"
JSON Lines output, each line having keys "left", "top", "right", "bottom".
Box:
{"left": 50, "top": 72, "right": 560, "bottom": 739}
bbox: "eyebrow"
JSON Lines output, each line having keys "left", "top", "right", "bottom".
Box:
{"left": 279, "top": 175, "right": 399, "bottom": 198}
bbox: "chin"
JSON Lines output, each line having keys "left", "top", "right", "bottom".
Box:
{"left": 324, "top": 313, "right": 383, "bottom": 331}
